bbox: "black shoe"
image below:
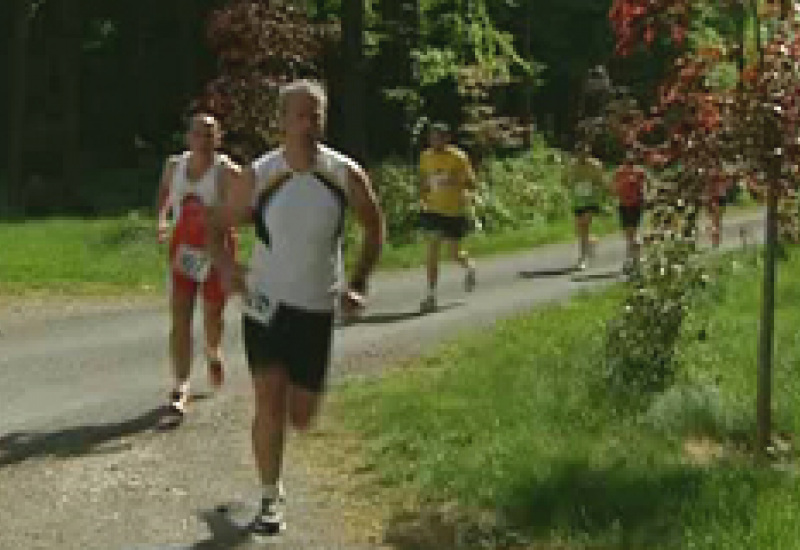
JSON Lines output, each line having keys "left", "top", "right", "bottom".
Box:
{"left": 248, "top": 497, "right": 285, "bottom": 543}
{"left": 158, "top": 389, "right": 188, "bottom": 430}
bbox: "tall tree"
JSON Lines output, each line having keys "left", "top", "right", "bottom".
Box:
{"left": 6, "top": 0, "right": 30, "bottom": 215}
{"left": 341, "top": 0, "right": 367, "bottom": 161}
{"left": 756, "top": 0, "right": 792, "bottom": 458}
{"left": 59, "top": 0, "right": 81, "bottom": 207}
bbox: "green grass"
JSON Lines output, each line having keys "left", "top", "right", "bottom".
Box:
{"left": 0, "top": 211, "right": 620, "bottom": 296}
{"left": 0, "top": 198, "right": 762, "bottom": 296}
{"left": 0, "top": 213, "right": 164, "bottom": 295}
{"left": 335, "top": 248, "right": 800, "bottom": 549}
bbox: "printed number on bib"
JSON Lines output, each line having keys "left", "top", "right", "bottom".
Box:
{"left": 575, "top": 181, "right": 594, "bottom": 198}
{"left": 244, "top": 290, "right": 278, "bottom": 325}
{"left": 429, "top": 173, "right": 449, "bottom": 192}
{"left": 174, "top": 245, "right": 211, "bottom": 283}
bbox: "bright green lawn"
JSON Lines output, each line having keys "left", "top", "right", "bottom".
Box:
{"left": 0, "top": 200, "right": 760, "bottom": 296}
{"left": 335, "top": 248, "right": 800, "bottom": 549}
{"left": 0, "top": 213, "right": 618, "bottom": 296}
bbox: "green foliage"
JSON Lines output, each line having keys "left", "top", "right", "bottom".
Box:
{"left": 336, "top": 261, "right": 790, "bottom": 547}
{"left": 369, "top": 160, "right": 422, "bottom": 245}
{"left": 361, "top": 139, "right": 587, "bottom": 247}
{"left": 414, "top": 0, "right": 539, "bottom": 87}
{"left": 605, "top": 238, "right": 709, "bottom": 395}
{"left": 476, "top": 143, "right": 574, "bottom": 229}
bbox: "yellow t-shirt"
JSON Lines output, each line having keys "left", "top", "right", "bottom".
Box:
{"left": 419, "top": 146, "right": 476, "bottom": 217}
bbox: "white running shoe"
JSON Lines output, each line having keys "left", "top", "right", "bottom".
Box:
{"left": 249, "top": 495, "right": 286, "bottom": 543}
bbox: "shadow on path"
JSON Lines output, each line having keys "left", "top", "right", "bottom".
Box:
{"left": 0, "top": 394, "right": 212, "bottom": 468}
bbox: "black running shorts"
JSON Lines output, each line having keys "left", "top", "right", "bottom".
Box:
{"left": 242, "top": 304, "right": 334, "bottom": 393}
{"left": 618, "top": 204, "right": 644, "bottom": 229}
{"left": 419, "top": 211, "right": 471, "bottom": 240}
{"left": 573, "top": 204, "right": 601, "bottom": 216}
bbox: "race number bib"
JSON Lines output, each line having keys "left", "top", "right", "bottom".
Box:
{"left": 575, "top": 181, "right": 594, "bottom": 198}
{"left": 173, "top": 245, "right": 211, "bottom": 283}
{"left": 428, "top": 173, "right": 450, "bottom": 192}
{"left": 243, "top": 288, "right": 278, "bottom": 325}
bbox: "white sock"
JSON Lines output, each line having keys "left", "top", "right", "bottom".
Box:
{"left": 262, "top": 481, "right": 284, "bottom": 501}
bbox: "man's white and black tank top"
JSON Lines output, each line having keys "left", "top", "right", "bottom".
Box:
{"left": 168, "top": 151, "right": 228, "bottom": 224}
{"left": 245, "top": 144, "right": 355, "bottom": 314}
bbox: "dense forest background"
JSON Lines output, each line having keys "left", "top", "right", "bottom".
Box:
{"left": 0, "top": 0, "right": 691, "bottom": 216}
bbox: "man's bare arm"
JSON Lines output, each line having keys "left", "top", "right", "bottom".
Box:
{"left": 207, "top": 164, "right": 254, "bottom": 293}
{"left": 347, "top": 164, "right": 386, "bottom": 294}
{"left": 156, "top": 157, "right": 178, "bottom": 242}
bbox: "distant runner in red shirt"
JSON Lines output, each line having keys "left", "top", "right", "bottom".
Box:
{"left": 612, "top": 152, "right": 647, "bottom": 271}
{"left": 706, "top": 169, "right": 732, "bottom": 249}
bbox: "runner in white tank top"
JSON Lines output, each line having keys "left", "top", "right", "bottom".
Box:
{"left": 155, "top": 113, "right": 242, "bottom": 424}
{"left": 245, "top": 143, "right": 355, "bottom": 314}
{"left": 207, "top": 80, "right": 385, "bottom": 542}
{"left": 166, "top": 150, "right": 228, "bottom": 224}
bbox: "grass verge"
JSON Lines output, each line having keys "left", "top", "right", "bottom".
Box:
{"left": 329, "top": 247, "right": 800, "bottom": 549}
{"left": 0, "top": 212, "right": 619, "bottom": 297}
{"left": 0, "top": 201, "right": 761, "bottom": 297}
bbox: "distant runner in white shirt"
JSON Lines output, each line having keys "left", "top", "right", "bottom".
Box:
{"left": 208, "top": 80, "right": 385, "bottom": 543}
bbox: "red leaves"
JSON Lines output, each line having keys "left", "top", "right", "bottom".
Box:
{"left": 611, "top": 11, "right": 800, "bottom": 226}
{"left": 609, "top": 0, "right": 691, "bottom": 56}
{"left": 670, "top": 23, "right": 687, "bottom": 46}
{"left": 197, "top": 1, "right": 333, "bottom": 160}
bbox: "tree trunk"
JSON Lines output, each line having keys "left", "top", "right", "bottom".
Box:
{"left": 6, "top": 0, "right": 29, "bottom": 216}
{"left": 59, "top": 0, "right": 81, "bottom": 210}
{"left": 179, "top": 0, "right": 198, "bottom": 103}
{"left": 736, "top": 0, "right": 746, "bottom": 91}
{"left": 522, "top": 0, "right": 533, "bottom": 148}
{"left": 341, "top": 0, "right": 367, "bottom": 162}
{"left": 755, "top": 0, "right": 790, "bottom": 457}
{"left": 757, "top": 161, "right": 778, "bottom": 455}
{"left": 134, "top": 0, "right": 155, "bottom": 150}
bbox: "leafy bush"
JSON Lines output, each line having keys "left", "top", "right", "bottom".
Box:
{"left": 369, "top": 159, "right": 422, "bottom": 246}
{"left": 364, "top": 137, "right": 610, "bottom": 246}
{"left": 605, "top": 238, "right": 709, "bottom": 395}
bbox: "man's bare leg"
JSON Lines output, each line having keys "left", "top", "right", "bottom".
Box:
{"left": 169, "top": 289, "right": 194, "bottom": 412}
{"left": 252, "top": 368, "right": 289, "bottom": 491}
{"left": 447, "top": 239, "right": 476, "bottom": 291}
{"left": 203, "top": 299, "right": 226, "bottom": 388}
{"left": 576, "top": 213, "right": 592, "bottom": 268}
{"left": 422, "top": 236, "right": 441, "bottom": 311}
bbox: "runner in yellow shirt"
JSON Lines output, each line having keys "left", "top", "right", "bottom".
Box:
{"left": 418, "top": 122, "right": 477, "bottom": 312}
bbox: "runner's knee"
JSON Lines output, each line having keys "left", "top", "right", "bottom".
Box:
{"left": 288, "top": 389, "right": 320, "bottom": 432}
{"left": 253, "top": 369, "right": 289, "bottom": 424}
{"left": 289, "top": 408, "right": 315, "bottom": 432}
